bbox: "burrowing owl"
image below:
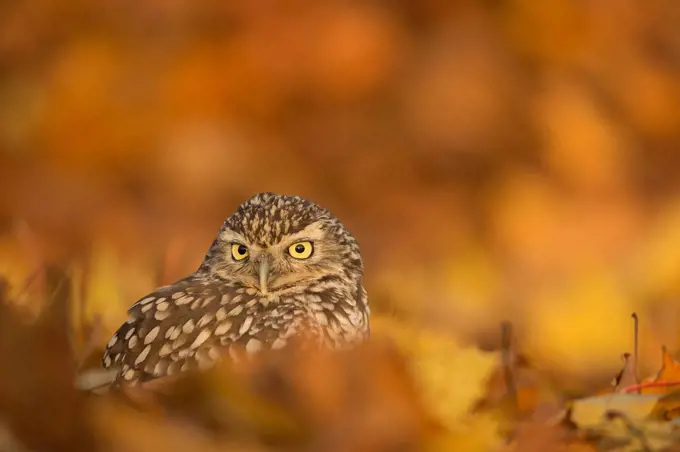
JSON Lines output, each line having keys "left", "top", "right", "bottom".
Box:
{"left": 102, "top": 193, "right": 370, "bottom": 384}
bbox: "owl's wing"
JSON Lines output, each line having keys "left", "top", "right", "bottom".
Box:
{"left": 101, "top": 275, "right": 283, "bottom": 384}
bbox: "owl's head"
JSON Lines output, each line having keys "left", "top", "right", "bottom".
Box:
{"left": 200, "top": 193, "right": 363, "bottom": 295}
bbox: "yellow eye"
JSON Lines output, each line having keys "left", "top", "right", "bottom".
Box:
{"left": 288, "top": 241, "right": 313, "bottom": 259}
{"left": 231, "top": 243, "right": 249, "bottom": 261}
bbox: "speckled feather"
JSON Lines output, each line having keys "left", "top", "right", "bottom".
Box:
{"left": 102, "top": 193, "right": 370, "bottom": 384}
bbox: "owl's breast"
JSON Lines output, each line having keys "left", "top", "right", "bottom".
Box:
{"left": 240, "top": 289, "right": 368, "bottom": 351}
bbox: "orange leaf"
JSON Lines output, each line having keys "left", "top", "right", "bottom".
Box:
{"left": 640, "top": 346, "right": 680, "bottom": 395}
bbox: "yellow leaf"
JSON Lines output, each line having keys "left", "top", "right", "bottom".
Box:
{"left": 372, "top": 316, "right": 500, "bottom": 429}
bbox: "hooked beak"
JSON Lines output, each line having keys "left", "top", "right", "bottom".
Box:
{"left": 258, "top": 258, "right": 269, "bottom": 295}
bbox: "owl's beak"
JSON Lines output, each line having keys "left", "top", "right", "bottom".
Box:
{"left": 258, "top": 258, "right": 269, "bottom": 295}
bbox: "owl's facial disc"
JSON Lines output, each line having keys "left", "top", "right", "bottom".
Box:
{"left": 216, "top": 221, "right": 344, "bottom": 295}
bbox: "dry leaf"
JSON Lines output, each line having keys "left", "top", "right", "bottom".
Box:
{"left": 614, "top": 353, "right": 640, "bottom": 393}
{"left": 640, "top": 346, "right": 680, "bottom": 395}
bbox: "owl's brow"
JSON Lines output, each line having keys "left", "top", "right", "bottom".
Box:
{"left": 218, "top": 229, "right": 248, "bottom": 245}
{"left": 278, "top": 222, "right": 326, "bottom": 245}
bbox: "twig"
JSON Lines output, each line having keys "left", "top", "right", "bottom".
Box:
{"left": 632, "top": 312, "right": 639, "bottom": 381}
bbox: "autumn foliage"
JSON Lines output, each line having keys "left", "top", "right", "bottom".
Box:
{"left": 2, "top": 0, "right": 680, "bottom": 450}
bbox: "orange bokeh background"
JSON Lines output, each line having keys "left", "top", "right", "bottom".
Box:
{"left": 2, "top": 0, "right": 680, "bottom": 386}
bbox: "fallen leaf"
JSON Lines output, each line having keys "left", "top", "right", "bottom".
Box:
{"left": 568, "top": 394, "right": 663, "bottom": 428}
{"left": 640, "top": 346, "right": 680, "bottom": 395}
{"left": 568, "top": 394, "right": 680, "bottom": 451}
{"left": 614, "top": 353, "right": 640, "bottom": 393}
{"left": 650, "top": 389, "right": 680, "bottom": 421}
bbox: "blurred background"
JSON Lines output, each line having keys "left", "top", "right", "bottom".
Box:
{"left": 2, "top": 0, "right": 680, "bottom": 387}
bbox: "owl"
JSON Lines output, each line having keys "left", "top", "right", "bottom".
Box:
{"left": 101, "top": 192, "right": 370, "bottom": 384}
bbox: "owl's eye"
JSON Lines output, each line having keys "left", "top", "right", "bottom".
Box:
{"left": 231, "top": 243, "right": 249, "bottom": 261}
{"left": 288, "top": 241, "right": 313, "bottom": 259}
